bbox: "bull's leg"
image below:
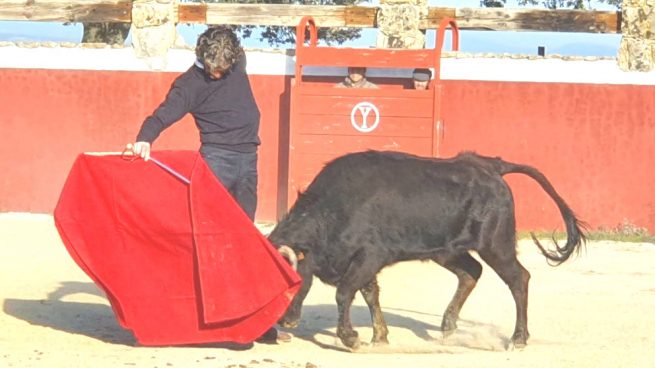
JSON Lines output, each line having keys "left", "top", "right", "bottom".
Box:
{"left": 433, "top": 252, "right": 482, "bottom": 337}
{"left": 478, "top": 247, "right": 531, "bottom": 349}
{"left": 335, "top": 249, "right": 383, "bottom": 350}
{"left": 279, "top": 269, "right": 314, "bottom": 328}
{"left": 359, "top": 278, "right": 389, "bottom": 345}
{"left": 335, "top": 283, "right": 360, "bottom": 349}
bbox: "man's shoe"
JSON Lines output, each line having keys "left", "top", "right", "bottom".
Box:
{"left": 256, "top": 327, "right": 292, "bottom": 344}
{"left": 276, "top": 330, "right": 293, "bottom": 343}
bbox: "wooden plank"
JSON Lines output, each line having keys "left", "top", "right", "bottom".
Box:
{"left": 0, "top": 1, "right": 131, "bottom": 22}
{"left": 178, "top": 3, "right": 206, "bottom": 24}
{"left": 292, "top": 135, "right": 432, "bottom": 166}
{"left": 291, "top": 154, "right": 334, "bottom": 185}
{"left": 295, "top": 95, "right": 435, "bottom": 118}
{"left": 291, "top": 136, "right": 433, "bottom": 162}
{"left": 291, "top": 137, "right": 432, "bottom": 177}
{"left": 297, "top": 85, "right": 435, "bottom": 96}
{"left": 205, "top": 4, "right": 347, "bottom": 27}
{"left": 451, "top": 7, "right": 621, "bottom": 33}
{"left": 424, "top": 7, "right": 457, "bottom": 28}
{"left": 287, "top": 134, "right": 433, "bottom": 205}
{"left": 344, "top": 6, "right": 377, "bottom": 27}
{"left": 0, "top": 2, "right": 621, "bottom": 34}
{"left": 298, "top": 47, "right": 436, "bottom": 68}
{"left": 295, "top": 115, "right": 434, "bottom": 137}
{"left": 203, "top": 4, "right": 373, "bottom": 27}
{"left": 200, "top": 4, "right": 620, "bottom": 33}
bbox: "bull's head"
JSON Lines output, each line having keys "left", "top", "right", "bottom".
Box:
{"left": 269, "top": 208, "right": 320, "bottom": 328}
{"left": 275, "top": 245, "right": 314, "bottom": 329}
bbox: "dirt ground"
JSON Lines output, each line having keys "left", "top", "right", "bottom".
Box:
{"left": 1, "top": 213, "right": 654, "bottom": 368}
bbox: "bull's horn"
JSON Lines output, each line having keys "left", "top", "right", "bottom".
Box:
{"left": 277, "top": 245, "right": 298, "bottom": 270}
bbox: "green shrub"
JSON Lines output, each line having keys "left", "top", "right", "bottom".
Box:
{"left": 519, "top": 219, "right": 655, "bottom": 243}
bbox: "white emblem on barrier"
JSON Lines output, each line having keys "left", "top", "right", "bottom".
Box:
{"left": 350, "top": 102, "right": 380, "bottom": 133}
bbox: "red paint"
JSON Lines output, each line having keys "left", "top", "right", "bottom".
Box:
{"left": 1, "top": 68, "right": 654, "bottom": 233}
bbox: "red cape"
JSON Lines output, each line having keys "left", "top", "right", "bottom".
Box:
{"left": 54, "top": 151, "right": 301, "bottom": 346}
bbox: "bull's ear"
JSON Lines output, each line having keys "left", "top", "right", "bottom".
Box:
{"left": 295, "top": 244, "right": 311, "bottom": 260}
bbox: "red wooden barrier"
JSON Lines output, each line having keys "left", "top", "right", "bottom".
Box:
{"left": 286, "top": 16, "right": 459, "bottom": 208}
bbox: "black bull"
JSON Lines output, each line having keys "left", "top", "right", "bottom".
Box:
{"left": 269, "top": 150, "right": 586, "bottom": 350}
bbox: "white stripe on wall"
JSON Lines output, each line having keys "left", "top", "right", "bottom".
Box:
{"left": 1, "top": 45, "right": 654, "bottom": 85}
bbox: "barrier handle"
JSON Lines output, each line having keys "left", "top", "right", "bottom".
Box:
{"left": 435, "top": 17, "right": 459, "bottom": 81}
{"left": 296, "top": 15, "right": 317, "bottom": 48}
{"left": 295, "top": 16, "right": 318, "bottom": 84}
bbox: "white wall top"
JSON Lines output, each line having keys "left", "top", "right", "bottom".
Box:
{"left": 1, "top": 43, "right": 654, "bottom": 86}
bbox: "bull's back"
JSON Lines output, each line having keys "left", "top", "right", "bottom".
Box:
{"left": 307, "top": 151, "right": 508, "bottom": 201}
{"left": 303, "top": 151, "right": 513, "bottom": 254}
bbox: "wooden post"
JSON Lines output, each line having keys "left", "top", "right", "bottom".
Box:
{"left": 376, "top": 0, "right": 428, "bottom": 49}
{"left": 618, "top": 0, "right": 655, "bottom": 72}
{"left": 131, "top": 0, "right": 179, "bottom": 69}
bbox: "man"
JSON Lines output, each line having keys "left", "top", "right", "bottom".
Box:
{"left": 335, "top": 66, "right": 379, "bottom": 88}
{"left": 412, "top": 68, "right": 432, "bottom": 90}
{"left": 128, "top": 26, "right": 259, "bottom": 220}
{"left": 126, "top": 26, "right": 290, "bottom": 344}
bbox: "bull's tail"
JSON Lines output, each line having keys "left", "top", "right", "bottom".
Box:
{"left": 496, "top": 159, "right": 587, "bottom": 266}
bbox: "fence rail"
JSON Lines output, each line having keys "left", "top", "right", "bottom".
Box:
{"left": 0, "top": 2, "right": 621, "bottom": 34}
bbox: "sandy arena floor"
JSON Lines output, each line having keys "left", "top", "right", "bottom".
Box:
{"left": 1, "top": 213, "right": 654, "bottom": 368}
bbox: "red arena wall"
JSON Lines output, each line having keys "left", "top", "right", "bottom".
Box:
{"left": 1, "top": 46, "right": 654, "bottom": 233}
{"left": 0, "top": 68, "right": 291, "bottom": 221}
{"left": 439, "top": 80, "right": 655, "bottom": 232}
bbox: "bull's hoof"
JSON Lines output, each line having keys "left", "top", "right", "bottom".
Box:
{"left": 338, "top": 330, "right": 360, "bottom": 350}
{"left": 509, "top": 332, "right": 529, "bottom": 350}
{"left": 345, "top": 337, "right": 361, "bottom": 351}
{"left": 371, "top": 336, "right": 389, "bottom": 346}
{"left": 508, "top": 340, "right": 527, "bottom": 351}
{"left": 280, "top": 320, "right": 299, "bottom": 329}
{"left": 441, "top": 318, "right": 458, "bottom": 338}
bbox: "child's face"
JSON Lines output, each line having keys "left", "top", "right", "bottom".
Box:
{"left": 413, "top": 79, "right": 429, "bottom": 90}
{"left": 348, "top": 67, "right": 366, "bottom": 83}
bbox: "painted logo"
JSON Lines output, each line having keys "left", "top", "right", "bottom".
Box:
{"left": 350, "top": 102, "right": 380, "bottom": 133}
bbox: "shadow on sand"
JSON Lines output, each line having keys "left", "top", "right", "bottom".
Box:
{"left": 4, "top": 281, "right": 136, "bottom": 346}
{"left": 3, "top": 281, "right": 252, "bottom": 350}
{"left": 4, "top": 281, "right": 507, "bottom": 352}
{"left": 277, "top": 304, "right": 509, "bottom": 352}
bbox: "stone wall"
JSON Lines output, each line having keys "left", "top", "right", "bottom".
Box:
{"left": 376, "top": 0, "right": 428, "bottom": 49}
{"left": 618, "top": 0, "right": 655, "bottom": 71}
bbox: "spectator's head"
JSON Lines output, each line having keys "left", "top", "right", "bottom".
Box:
{"left": 412, "top": 68, "right": 432, "bottom": 90}
{"left": 196, "top": 26, "right": 243, "bottom": 79}
{"left": 347, "top": 67, "right": 368, "bottom": 84}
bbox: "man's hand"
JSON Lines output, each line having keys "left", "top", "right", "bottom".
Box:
{"left": 126, "top": 142, "right": 151, "bottom": 161}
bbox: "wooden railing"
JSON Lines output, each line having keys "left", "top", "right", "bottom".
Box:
{"left": 0, "top": 2, "right": 621, "bottom": 34}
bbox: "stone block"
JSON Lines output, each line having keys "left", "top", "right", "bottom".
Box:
{"left": 617, "top": 36, "right": 654, "bottom": 71}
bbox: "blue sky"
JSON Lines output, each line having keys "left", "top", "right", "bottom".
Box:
{"left": 0, "top": 0, "right": 621, "bottom": 57}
